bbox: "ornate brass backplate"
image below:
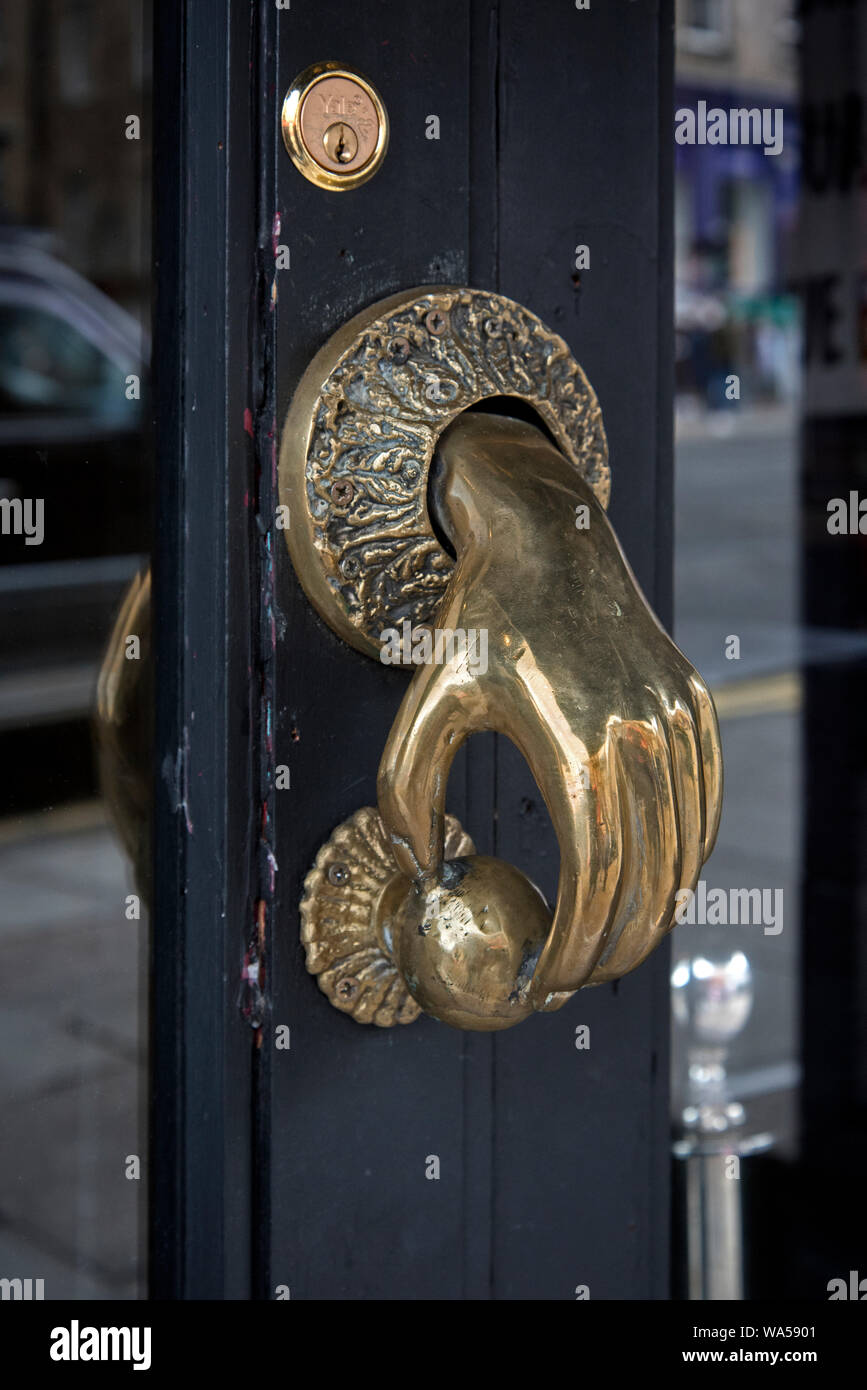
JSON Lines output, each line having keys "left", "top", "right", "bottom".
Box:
{"left": 278, "top": 286, "right": 610, "bottom": 659}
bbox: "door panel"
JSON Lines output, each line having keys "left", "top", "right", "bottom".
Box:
{"left": 152, "top": 0, "right": 673, "bottom": 1301}
{"left": 264, "top": 0, "right": 673, "bottom": 1300}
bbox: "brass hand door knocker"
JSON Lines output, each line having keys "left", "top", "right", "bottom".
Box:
{"left": 280, "top": 287, "right": 722, "bottom": 1031}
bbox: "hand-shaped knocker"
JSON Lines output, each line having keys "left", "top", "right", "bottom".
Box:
{"left": 285, "top": 288, "right": 723, "bottom": 1031}
{"left": 376, "top": 413, "right": 722, "bottom": 1027}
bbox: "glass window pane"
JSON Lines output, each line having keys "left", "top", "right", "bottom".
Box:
{"left": 0, "top": 0, "right": 151, "bottom": 1301}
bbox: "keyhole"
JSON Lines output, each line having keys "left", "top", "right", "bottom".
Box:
{"left": 322, "top": 121, "right": 359, "bottom": 165}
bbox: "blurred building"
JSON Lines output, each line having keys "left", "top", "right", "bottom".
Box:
{"left": 0, "top": 0, "right": 150, "bottom": 322}
{"left": 675, "top": 0, "right": 801, "bottom": 407}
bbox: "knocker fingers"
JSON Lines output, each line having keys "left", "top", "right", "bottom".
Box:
{"left": 689, "top": 671, "right": 723, "bottom": 861}
{"left": 377, "top": 657, "right": 475, "bottom": 882}
{"left": 529, "top": 685, "right": 715, "bottom": 998}
{"left": 586, "top": 711, "right": 684, "bottom": 984}
{"left": 526, "top": 736, "right": 624, "bottom": 1005}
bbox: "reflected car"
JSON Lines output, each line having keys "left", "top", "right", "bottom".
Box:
{"left": 0, "top": 227, "right": 149, "bottom": 749}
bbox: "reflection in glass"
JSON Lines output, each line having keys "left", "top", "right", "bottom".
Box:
{"left": 0, "top": 0, "right": 151, "bottom": 1300}
{"left": 672, "top": 950, "right": 753, "bottom": 1135}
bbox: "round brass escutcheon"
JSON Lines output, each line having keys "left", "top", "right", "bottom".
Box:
{"left": 278, "top": 286, "right": 610, "bottom": 659}
{"left": 281, "top": 62, "right": 388, "bottom": 191}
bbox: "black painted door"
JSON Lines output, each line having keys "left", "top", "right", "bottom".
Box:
{"left": 153, "top": 0, "right": 674, "bottom": 1300}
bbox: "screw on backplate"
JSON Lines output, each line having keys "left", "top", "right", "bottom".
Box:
{"left": 388, "top": 336, "right": 410, "bottom": 363}
{"left": 425, "top": 308, "right": 448, "bottom": 336}
{"left": 336, "top": 976, "right": 359, "bottom": 1000}
{"left": 340, "top": 555, "right": 359, "bottom": 578}
{"left": 322, "top": 121, "right": 359, "bottom": 165}
{"left": 330, "top": 479, "right": 354, "bottom": 507}
{"left": 484, "top": 315, "right": 504, "bottom": 337}
{"left": 328, "top": 861, "right": 350, "bottom": 886}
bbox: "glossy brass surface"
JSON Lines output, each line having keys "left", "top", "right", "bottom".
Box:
{"left": 283, "top": 288, "right": 723, "bottom": 1030}
{"left": 279, "top": 286, "right": 609, "bottom": 659}
{"left": 378, "top": 413, "right": 722, "bottom": 1021}
{"left": 281, "top": 63, "right": 388, "bottom": 191}
{"left": 95, "top": 568, "right": 152, "bottom": 901}
{"left": 299, "top": 805, "right": 475, "bottom": 1026}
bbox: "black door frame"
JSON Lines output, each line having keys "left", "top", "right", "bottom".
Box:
{"left": 151, "top": 0, "right": 675, "bottom": 1301}
{"left": 151, "top": 0, "right": 262, "bottom": 1299}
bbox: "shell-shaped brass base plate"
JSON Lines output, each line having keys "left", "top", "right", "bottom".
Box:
{"left": 279, "top": 286, "right": 609, "bottom": 659}
{"left": 300, "top": 806, "right": 475, "bottom": 1026}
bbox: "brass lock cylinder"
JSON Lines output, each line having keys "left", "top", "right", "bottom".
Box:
{"left": 281, "top": 62, "right": 389, "bottom": 191}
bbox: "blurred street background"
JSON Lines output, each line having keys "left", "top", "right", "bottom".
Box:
{"left": 0, "top": 0, "right": 150, "bottom": 1298}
